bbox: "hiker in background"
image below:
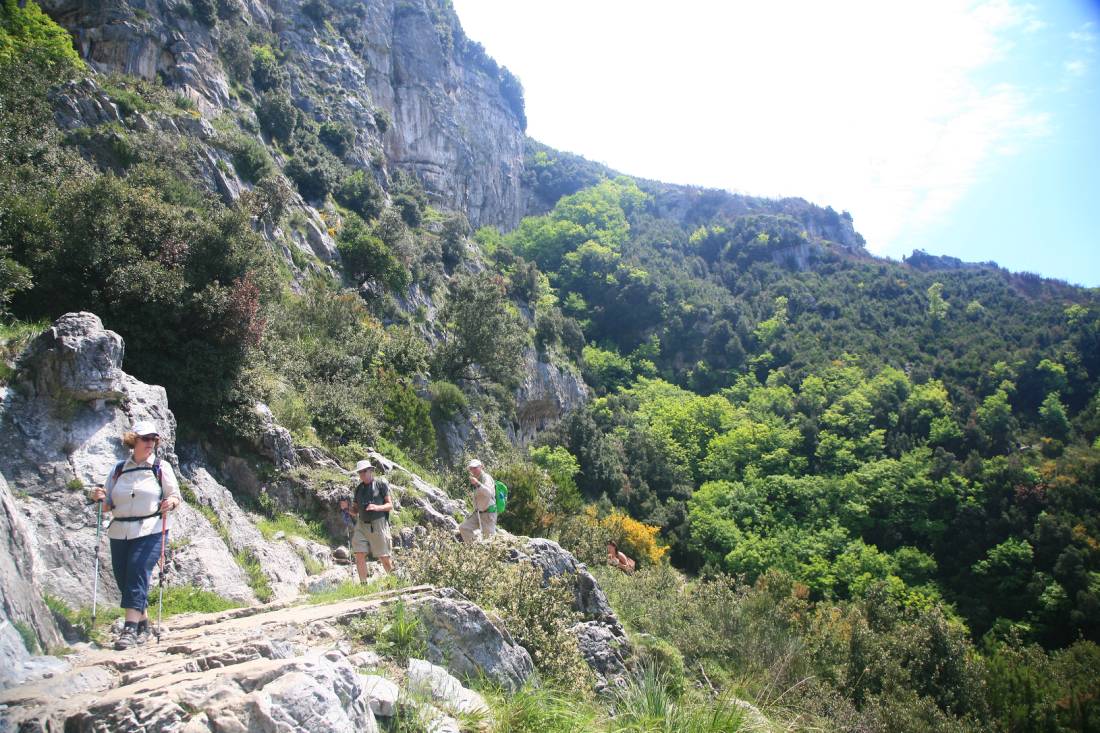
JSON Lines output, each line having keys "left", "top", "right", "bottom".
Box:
{"left": 458, "top": 458, "right": 496, "bottom": 543}
{"left": 350, "top": 459, "right": 394, "bottom": 578}
{"left": 607, "top": 540, "right": 636, "bottom": 574}
{"left": 87, "top": 420, "right": 182, "bottom": 650}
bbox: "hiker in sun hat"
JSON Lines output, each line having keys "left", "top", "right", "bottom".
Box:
{"left": 458, "top": 458, "right": 497, "bottom": 543}
{"left": 349, "top": 458, "right": 394, "bottom": 578}
{"left": 87, "top": 419, "right": 182, "bottom": 650}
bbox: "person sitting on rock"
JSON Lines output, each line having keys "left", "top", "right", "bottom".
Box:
{"left": 458, "top": 458, "right": 497, "bottom": 543}
{"left": 350, "top": 459, "right": 394, "bottom": 578}
{"left": 88, "top": 420, "right": 182, "bottom": 649}
{"left": 607, "top": 540, "right": 636, "bottom": 574}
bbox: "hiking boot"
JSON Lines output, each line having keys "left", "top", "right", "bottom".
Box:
{"left": 134, "top": 621, "right": 151, "bottom": 645}
{"left": 114, "top": 624, "right": 138, "bottom": 650}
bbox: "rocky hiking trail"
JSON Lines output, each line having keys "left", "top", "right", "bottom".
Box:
{"left": 0, "top": 583, "right": 502, "bottom": 732}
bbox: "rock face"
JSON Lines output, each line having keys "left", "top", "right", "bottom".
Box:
{"left": 42, "top": 0, "right": 526, "bottom": 230}
{"left": 512, "top": 538, "right": 615, "bottom": 620}
{"left": 0, "top": 472, "right": 64, "bottom": 658}
{"left": 412, "top": 592, "right": 534, "bottom": 692}
{"left": 0, "top": 314, "right": 302, "bottom": 613}
{"left": 511, "top": 348, "right": 588, "bottom": 446}
{"left": 0, "top": 586, "right": 432, "bottom": 731}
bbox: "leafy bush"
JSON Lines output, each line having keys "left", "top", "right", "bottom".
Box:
{"left": 334, "top": 169, "right": 383, "bottom": 220}
{"left": 403, "top": 531, "right": 592, "bottom": 689}
{"left": 226, "top": 132, "right": 274, "bottom": 183}
{"left": 285, "top": 130, "right": 344, "bottom": 201}
{"left": 429, "top": 380, "right": 467, "bottom": 420}
{"left": 255, "top": 91, "right": 296, "bottom": 142}
{"left": 319, "top": 119, "right": 354, "bottom": 157}
{"left": 220, "top": 30, "right": 251, "bottom": 83}
{"left": 0, "top": 0, "right": 84, "bottom": 73}
{"left": 337, "top": 213, "right": 408, "bottom": 289}
{"left": 250, "top": 44, "right": 285, "bottom": 92}
{"left": 191, "top": 0, "right": 217, "bottom": 26}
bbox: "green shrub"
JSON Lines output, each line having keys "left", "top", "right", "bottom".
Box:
{"left": 337, "top": 212, "right": 408, "bottom": 289}
{"left": 256, "top": 90, "right": 295, "bottom": 142}
{"left": 285, "top": 133, "right": 343, "bottom": 201}
{"left": 220, "top": 30, "right": 251, "bottom": 83}
{"left": 403, "top": 530, "right": 592, "bottom": 689}
{"left": 12, "top": 619, "right": 39, "bottom": 654}
{"left": 227, "top": 133, "right": 274, "bottom": 183}
{"left": 334, "top": 169, "right": 383, "bottom": 220}
{"left": 381, "top": 379, "right": 436, "bottom": 462}
{"left": 250, "top": 44, "right": 285, "bottom": 91}
{"left": 0, "top": 0, "right": 84, "bottom": 73}
{"left": 191, "top": 0, "right": 217, "bottom": 26}
{"left": 429, "top": 380, "right": 466, "bottom": 420}
{"left": 319, "top": 120, "right": 354, "bottom": 156}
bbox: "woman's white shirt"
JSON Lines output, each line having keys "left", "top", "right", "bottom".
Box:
{"left": 104, "top": 454, "right": 181, "bottom": 540}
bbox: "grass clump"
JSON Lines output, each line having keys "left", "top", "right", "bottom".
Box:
{"left": 306, "top": 574, "right": 397, "bottom": 605}
{"left": 235, "top": 550, "right": 274, "bottom": 602}
{"left": 13, "top": 620, "right": 39, "bottom": 654}
{"left": 256, "top": 512, "right": 328, "bottom": 544}
{"left": 159, "top": 585, "right": 242, "bottom": 616}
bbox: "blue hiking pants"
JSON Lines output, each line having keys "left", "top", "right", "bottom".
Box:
{"left": 110, "top": 531, "right": 165, "bottom": 611}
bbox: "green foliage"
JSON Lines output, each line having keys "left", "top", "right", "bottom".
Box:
{"left": 492, "top": 462, "right": 553, "bottom": 536}
{"left": 12, "top": 619, "right": 39, "bottom": 654}
{"left": 433, "top": 273, "right": 527, "bottom": 387}
{"left": 0, "top": 0, "right": 83, "bottom": 73}
{"left": 334, "top": 169, "right": 383, "bottom": 220}
{"left": 236, "top": 549, "right": 274, "bottom": 602}
{"left": 403, "top": 531, "right": 592, "bottom": 689}
{"left": 4, "top": 169, "right": 273, "bottom": 428}
{"left": 224, "top": 132, "right": 274, "bottom": 183}
{"left": 337, "top": 212, "right": 408, "bottom": 289}
{"left": 428, "top": 380, "right": 467, "bottom": 421}
{"left": 256, "top": 90, "right": 295, "bottom": 142}
{"left": 529, "top": 445, "right": 582, "bottom": 513}
{"left": 250, "top": 44, "right": 285, "bottom": 92}
{"left": 159, "top": 585, "right": 241, "bottom": 616}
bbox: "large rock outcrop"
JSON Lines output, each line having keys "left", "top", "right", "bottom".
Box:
{"left": 43, "top": 0, "right": 526, "bottom": 230}
{"left": 0, "top": 313, "right": 306, "bottom": 613}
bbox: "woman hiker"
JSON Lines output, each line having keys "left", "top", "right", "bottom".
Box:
{"left": 88, "top": 420, "right": 182, "bottom": 650}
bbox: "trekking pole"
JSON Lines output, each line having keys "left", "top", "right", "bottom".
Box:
{"left": 343, "top": 510, "right": 355, "bottom": 580}
{"left": 91, "top": 499, "right": 103, "bottom": 629}
{"left": 155, "top": 508, "right": 167, "bottom": 644}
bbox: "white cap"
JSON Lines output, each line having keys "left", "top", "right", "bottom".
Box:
{"left": 132, "top": 420, "right": 159, "bottom": 437}
{"left": 354, "top": 459, "right": 375, "bottom": 473}
{"left": 467, "top": 459, "right": 483, "bottom": 469}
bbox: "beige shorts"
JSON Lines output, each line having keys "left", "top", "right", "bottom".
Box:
{"left": 352, "top": 517, "right": 392, "bottom": 559}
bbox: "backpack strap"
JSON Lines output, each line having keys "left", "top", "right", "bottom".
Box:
{"left": 108, "top": 458, "right": 166, "bottom": 505}
{"left": 106, "top": 460, "right": 126, "bottom": 508}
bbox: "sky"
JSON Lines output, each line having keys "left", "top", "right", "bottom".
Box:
{"left": 450, "top": 0, "right": 1100, "bottom": 287}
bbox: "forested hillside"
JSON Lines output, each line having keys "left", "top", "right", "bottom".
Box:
{"left": 3, "top": 0, "right": 1099, "bottom": 729}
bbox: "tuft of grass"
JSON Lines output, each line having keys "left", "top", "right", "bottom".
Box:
{"left": 235, "top": 550, "right": 274, "bottom": 602}
{"left": 306, "top": 575, "right": 397, "bottom": 605}
{"left": 159, "top": 585, "right": 242, "bottom": 616}
{"left": 13, "top": 620, "right": 39, "bottom": 655}
{"left": 256, "top": 512, "right": 328, "bottom": 544}
{"left": 43, "top": 593, "right": 122, "bottom": 645}
{"left": 485, "top": 683, "right": 601, "bottom": 733}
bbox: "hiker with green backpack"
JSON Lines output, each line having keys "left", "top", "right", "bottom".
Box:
{"left": 458, "top": 458, "right": 504, "bottom": 542}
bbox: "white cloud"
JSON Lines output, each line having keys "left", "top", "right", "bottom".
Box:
{"left": 1065, "top": 59, "right": 1088, "bottom": 76}
{"left": 452, "top": 0, "right": 1053, "bottom": 253}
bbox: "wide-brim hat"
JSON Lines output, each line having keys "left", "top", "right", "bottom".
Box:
{"left": 467, "top": 459, "right": 483, "bottom": 469}
{"left": 354, "top": 459, "right": 376, "bottom": 473}
{"left": 132, "top": 420, "right": 159, "bottom": 437}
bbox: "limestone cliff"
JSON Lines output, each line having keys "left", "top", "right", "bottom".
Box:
{"left": 41, "top": 0, "right": 526, "bottom": 230}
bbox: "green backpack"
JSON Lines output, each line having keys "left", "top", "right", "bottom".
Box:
{"left": 489, "top": 480, "right": 508, "bottom": 514}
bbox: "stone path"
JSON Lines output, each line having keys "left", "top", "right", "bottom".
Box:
{"left": 0, "top": 585, "right": 439, "bottom": 732}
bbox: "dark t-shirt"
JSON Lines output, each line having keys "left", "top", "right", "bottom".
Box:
{"left": 354, "top": 479, "right": 390, "bottom": 523}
